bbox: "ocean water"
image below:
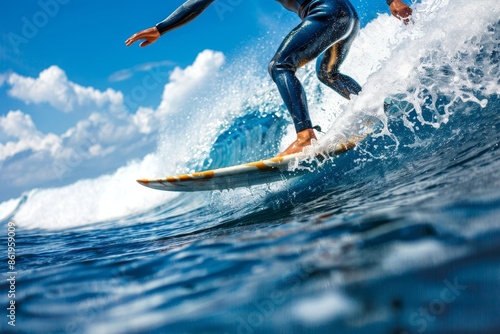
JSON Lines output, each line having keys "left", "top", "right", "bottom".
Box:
{"left": 1, "top": 0, "right": 500, "bottom": 333}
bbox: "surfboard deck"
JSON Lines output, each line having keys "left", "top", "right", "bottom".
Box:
{"left": 137, "top": 134, "right": 365, "bottom": 192}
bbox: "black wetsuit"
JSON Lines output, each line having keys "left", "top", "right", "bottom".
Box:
{"left": 156, "top": 0, "right": 362, "bottom": 132}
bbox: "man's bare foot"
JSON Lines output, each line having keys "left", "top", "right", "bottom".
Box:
{"left": 278, "top": 128, "right": 317, "bottom": 157}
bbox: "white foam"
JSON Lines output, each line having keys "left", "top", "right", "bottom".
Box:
{"left": 292, "top": 291, "right": 357, "bottom": 324}
{"left": 382, "top": 239, "right": 454, "bottom": 272}
{"left": 324, "top": 0, "right": 499, "bottom": 142}
{"left": 13, "top": 153, "right": 176, "bottom": 230}
{"left": 0, "top": 197, "right": 22, "bottom": 222}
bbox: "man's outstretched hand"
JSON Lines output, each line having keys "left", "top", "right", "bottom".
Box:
{"left": 125, "top": 27, "right": 161, "bottom": 47}
{"left": 390, "top": 0, "right": 413, "bottom": 25}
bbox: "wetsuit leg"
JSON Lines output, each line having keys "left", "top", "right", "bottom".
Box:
{"left": 315, "top": 20, "right": 361, "bottom": 99}
{"left": 268, "top": 0, "right": 360, "bottom": 133}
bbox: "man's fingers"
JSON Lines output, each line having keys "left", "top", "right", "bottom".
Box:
{"left": 125, "top": 28, "right": 159, "bottom": 47}
{"left": 125, "top": 33, "right": 141, "bottom": 46}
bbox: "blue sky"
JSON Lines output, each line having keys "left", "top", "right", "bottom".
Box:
{"left": 0, "top": 0, "right": 391, "bottom": 201}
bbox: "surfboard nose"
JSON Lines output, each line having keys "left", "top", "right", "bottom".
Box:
{"left": 137, "top": 179, "right": 150, "bottom": 186}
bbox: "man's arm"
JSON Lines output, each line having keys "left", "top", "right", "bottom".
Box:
{"left": 156, "top": 0, "right": 216, "bottom": 35}
{"left": 387, "top": 0, "right": 413, "bottom": 25}
{"left": 125, "top": 0, "right": 215, "bottom": 47}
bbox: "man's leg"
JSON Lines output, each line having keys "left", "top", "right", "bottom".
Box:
{"left": 316, "top": 20, "right": 361, "bottom": 99}
{"left": 268, "top": 1, "right": 358, "bottom": 156}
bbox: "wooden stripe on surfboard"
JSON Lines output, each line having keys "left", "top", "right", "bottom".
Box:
{"left": 137, "top": 133, "right": 369, "bottom": 191}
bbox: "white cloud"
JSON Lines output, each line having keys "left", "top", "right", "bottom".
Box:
{"left": 132, "top": 50, "right": 225, "bottom": 134}
{"left": 108, "top": 69, "right": 133, "bottom": 83}
{"left": 0, "top": 110, "right": 61, "bottom": 161}
{"left": 132, "top": 107, "right": 156, "bottom": 134}
{"left": 108, "top": 60, "right": 175, "bottom": 83}
{"left": 6, "top": 66, "right": 125, "bottom": 113}
{"left": 1, "top": 50, "right": 226, "bottom": 196}
{"left": 157, "top": 50, "right": 225, "bottom": 116}
{"left": 88, "top": 144, "right": 115, "bottom": 157}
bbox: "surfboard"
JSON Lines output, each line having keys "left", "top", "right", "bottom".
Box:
{"left": 137, "top": 134, "right": 367, "bottom": 192}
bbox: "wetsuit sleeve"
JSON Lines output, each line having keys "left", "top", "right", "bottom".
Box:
{"left": 156, "top": 0, "right": 216, "bottom": 35}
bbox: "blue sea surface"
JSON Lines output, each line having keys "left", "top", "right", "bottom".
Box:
{"left": 1, "top": 2, "right": 500, "bottom": 334}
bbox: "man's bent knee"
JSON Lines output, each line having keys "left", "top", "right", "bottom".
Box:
{"left": 316, "top": 70, "right": 328, "bottom": 85}
{"left": 268, "top": 59, "right": 297, "bottom": 82}
{"left": 316, "top": 70, "right": 338, "bottom": 85}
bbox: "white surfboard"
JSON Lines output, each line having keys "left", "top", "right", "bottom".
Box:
{"left": 137, "top": 134, "right": 366, "bottom": 192}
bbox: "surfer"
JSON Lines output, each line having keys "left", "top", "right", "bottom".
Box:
{"left": 125, "top": 0, "right": 412, "bottom": 156}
